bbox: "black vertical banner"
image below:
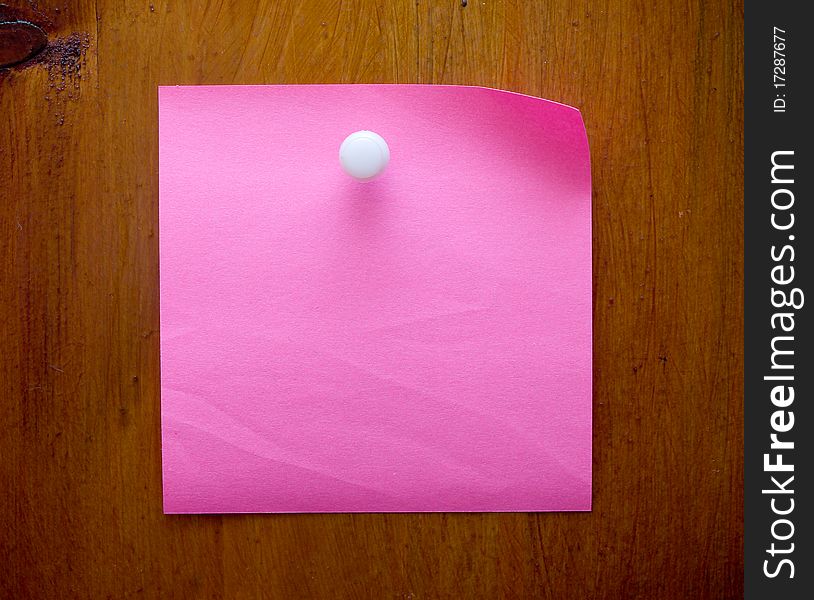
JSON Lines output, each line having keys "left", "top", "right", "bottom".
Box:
{"left": 745, "top": 2, "right": 811, "bottom": 598}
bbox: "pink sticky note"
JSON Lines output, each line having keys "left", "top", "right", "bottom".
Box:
{"left": 159, "top": 85, "right": 592, "bottom": 513}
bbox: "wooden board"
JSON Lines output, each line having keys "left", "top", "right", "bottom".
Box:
{"left": 1, "top": 1, "right": 743, "bottom": 597}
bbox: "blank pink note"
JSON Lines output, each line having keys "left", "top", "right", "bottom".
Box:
{"left": 159, "top": 85, "right": 592, "bottom": 513}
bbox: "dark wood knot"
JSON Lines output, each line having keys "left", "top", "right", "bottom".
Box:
{"left": 0, "top": 20, "right": 47, "bottom": 68}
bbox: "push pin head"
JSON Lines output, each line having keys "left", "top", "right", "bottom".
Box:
{"left": 339, "top": 131, "right": 390, "bottom": 182}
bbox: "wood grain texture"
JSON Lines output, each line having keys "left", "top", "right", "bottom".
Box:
{"left": 1, "top": 0, "right": 743, "bottom": 598}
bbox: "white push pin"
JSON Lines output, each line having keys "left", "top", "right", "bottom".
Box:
{"left": 339, "top": 130, "right": 390, "bottom": 182}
